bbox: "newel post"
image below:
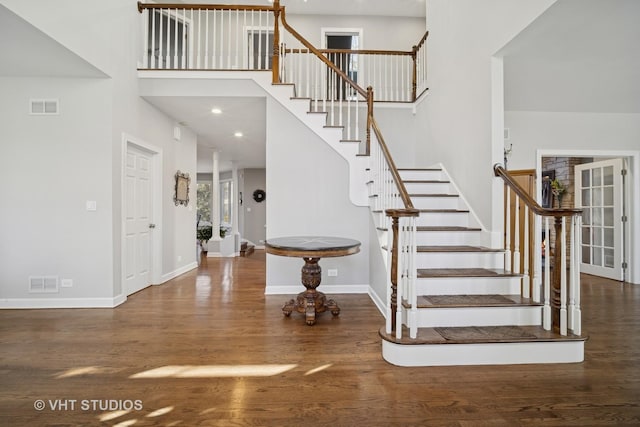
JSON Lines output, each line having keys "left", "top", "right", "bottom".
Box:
{"left": 366, "top": 86, "right": 374, "bottom": 156}
{"left": 272, "top": 0, "right": 281, "bottom": 84}
{"left": 388, "top": 215, "right": 400, "bottom": 331}
{"left": 411, "top": 45, "right": 418, "bottom": 102}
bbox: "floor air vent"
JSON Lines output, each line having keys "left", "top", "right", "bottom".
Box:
{"left": 29, "top": 276, "right": 59, "bottom": 293}
{"left": 30, "top": 99, "right": 59, "bottom": 115}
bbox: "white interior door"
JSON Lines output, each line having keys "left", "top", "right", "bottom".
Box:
{"left": 124, "top": 145, "right": 154, "bottom": 295}
{"left": 575, "top": 158, "right": 624, "bottom": 280}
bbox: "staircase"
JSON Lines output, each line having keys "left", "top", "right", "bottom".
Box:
{"left": 370, "top": 167, "right": 586, "bottom": 366}
{"left": 137, "top": 1, "right": 585, "bottom": 367}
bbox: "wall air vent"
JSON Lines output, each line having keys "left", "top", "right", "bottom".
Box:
{"left": 29, "top": 276, "right": 59, "bottom": 293}
{"left": 30, "top": 99, "right": 59, "bottom": 115}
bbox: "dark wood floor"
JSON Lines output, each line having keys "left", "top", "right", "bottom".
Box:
{"left": 1, "top": 251, "right": 639, "bottom": 426}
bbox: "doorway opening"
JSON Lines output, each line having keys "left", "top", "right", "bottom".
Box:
{"left": 538, "top": 151, "right": 635, "bottom": 283}
{"left": 322, "top": 28, "right": 362, "bottom": 100}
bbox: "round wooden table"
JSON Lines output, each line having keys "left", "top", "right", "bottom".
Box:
{"left": 265, "top": 236, "right": 361, "bottom": 325}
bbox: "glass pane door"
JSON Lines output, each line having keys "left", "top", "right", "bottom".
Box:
{"left": 575, "top": 158, "right": 624, "bottom": 280}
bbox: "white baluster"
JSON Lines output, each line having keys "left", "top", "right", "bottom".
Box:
{"left": 574, "top": 215, "right": 582, "bottom": 335}
{"left": 409, "top": 216, "right": 418, "bottom": 339}
{"left": 355, "top": 96, "right": 359, "bottom": 142}
{"left": 533, "top": 213, "right": 541, "bottom": 303}
{"left": 173, "top": 8, "right": 178, "bottom": 68}
{"left": 543, "top": 217, "right": 551, "bottom": 330}
{"left": 204, "top": 10, "right": 209, "bottom": 68}
{"left": 196, "top": 9, "right": 201, "bottom": 69}
{"left": 396, "top": 217, "right": 404, "bottom": 339}
{"left": 142, "top": 9, "right": 149, "bottom": 68}
{"left": 158, "top": 9, "right": 164, "bottom": 69}
{"left": 505, "top": 188, "right": 512, "bottom": 272}
{"left": 235, "top": 9, "right": 239, "bottom": 69}
{"left": 151, "top": 9, "right": 157, "bottom": 68}
{"left": 227, "top": 9, "right": 232, "bottom": 68}
{"left": 513, "top": 196, "right": 521, "bottom": 279}
{"left": 523, "top": 204, "right": 530, "bottom": 298}
{"left": 560, "top": 216, "right": 567, "bottom": 336}
{"left": 569, "top": 214, "right": 576, "bottom": 330}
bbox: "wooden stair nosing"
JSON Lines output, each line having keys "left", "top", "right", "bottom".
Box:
{"left": 379, "top": 325, "right": 586, "bottom": 345}
{"left": 419, "top": 209, "right": 469, "bottom": 213}
{"left": 403, "top": 294, "right": 543, "bottom": 309}
{"left": 410, "top": 193, "right": 459, "bottom": 198}
{"left": 416, "top": 268, "right": 521, "bottom": 278}
{"left": 403, "top": 180, "right": 451, "bottom": 184}
{"left": 417, "top": 246, "right": 504, "bottom": 253}
{"left": 398, "top": 168, "right": 443, "bottom": 172}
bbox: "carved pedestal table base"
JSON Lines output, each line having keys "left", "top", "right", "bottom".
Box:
{"left": 265, "top": 237, "right": 361, "bottom": 326}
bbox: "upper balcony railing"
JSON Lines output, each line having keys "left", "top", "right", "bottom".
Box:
{"left": 136, "top": 2, "right": 428, "bottom": 103}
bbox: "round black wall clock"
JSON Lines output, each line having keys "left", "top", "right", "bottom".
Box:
{"left": 253, "top": 189, "right": 266, "bottom": 203}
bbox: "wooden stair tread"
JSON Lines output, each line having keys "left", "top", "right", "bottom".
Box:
{"left": 419, "top": 209, "right": 469, "bottom": 213}
{"left": 417, "top": 226, "right": 481, "bottom": 231}
{"left": 417, "top": 268, "right": 520, "bottom": 278}
{"left": 376, "top": 226, "right": 481, "bottom": 232}
{"left": 409, "top": 193, "right": 458, "bottom": 197}
{"left": 417, "top": 246, "right": 503, "bottom": 253}
{"left": 406, "top": 294, "right": 541, "bottom": 308}
{"left": 403, "top": 181, "right": 451, "bottom": 185}
{"left": 398, "top": 168, "right": 442, "bottom": 171}
{"left": 380, "top": 325, "right": 586, "bottom": 345}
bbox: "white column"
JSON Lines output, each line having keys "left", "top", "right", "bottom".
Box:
{"left": 231, "top": 162, "right": 240, "bottom": 253}
{"left": 211, "top": 151, "right": 221, "bottom": 241}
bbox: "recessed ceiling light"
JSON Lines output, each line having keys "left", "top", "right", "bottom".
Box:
{"left": 234, "top": 132, "right": 243, "bottom": 138}
{"left": 211, "top": 108, "right": 222, "bottom": 114}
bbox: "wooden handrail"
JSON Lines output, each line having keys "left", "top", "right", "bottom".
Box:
{"left": 414, "top": 30, "right": 429, "bottom": 52}
{"left": 284, "top": 48, "right": 414, "bottom": 56}
{"left": 138, "top": 2, "right": 275, "bottom": 13}
{"left": 494, "top": 164, "right": 581, "bottom": 217}
{"left": 279, "top": 8, "right": 368, "bottom": 100}
{"left": 372, "top": 117, "right": 418, "bottom": 214}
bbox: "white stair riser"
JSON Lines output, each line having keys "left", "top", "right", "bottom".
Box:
{"left": 404, "top": 182, "right": 453, "bottom": 194}
{"left": 416, "top": 212, "right": 469, "bottom": 227}
{"left": 416, "top": 231, "right": 483, "bottom": 246}
{"left": 399, "top": 170, "right": 443, "bottom": 181}
{"left": 382, "top": 340, "right": 584, "bottom": 367}
{"left": 411, "top": 196, "right": 462, "bottom": 210}
{"left": 416, "top": 277, "right": 521, "bottom": 295}
{"left": 416, "top": 252, "right": 503, "bottom": 269}
{"left": 408, "top": 306, "right": 542, "bottom": 328}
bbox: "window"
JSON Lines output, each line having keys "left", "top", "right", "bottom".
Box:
{"left": 220, "top": 180, "right": 233, "bottom": 224}
{"left": 197, "top": 183, "right": 211, "bottom": 223}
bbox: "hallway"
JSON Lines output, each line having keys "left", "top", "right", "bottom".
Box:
{"left": 1, "top": 252, "right": 639, "bottom": 426}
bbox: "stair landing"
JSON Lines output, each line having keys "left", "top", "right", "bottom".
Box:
{"left": 380, "top": 326, "right": 586, "bottom": 366}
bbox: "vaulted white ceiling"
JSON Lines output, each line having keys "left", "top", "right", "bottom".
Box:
{"left": 501, "top": 0, "right": 640, "bottom": 113}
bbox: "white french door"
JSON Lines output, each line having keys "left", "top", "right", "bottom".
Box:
{"left": 124, "top": 145, "right": 155, "bottom": 295}
{"left": 575, "top": 158, "right": 625, "bottom": 281}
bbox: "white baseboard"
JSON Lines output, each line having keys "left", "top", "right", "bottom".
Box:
{"left": 265, "top": 284, "right": 369, "bottom": 295}
{"left": 0, "top": 295, "right": 126, "bottom": 309}
{"left": 368, "top": 286, "right": 387, "bottom": 317}
{"left": 159, "top": 262, "right": 198, "bottom": 283}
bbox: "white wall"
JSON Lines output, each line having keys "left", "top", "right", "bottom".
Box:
{"left": 0, "top": 0, "right": 199, "bottom": 306}
{"left": 286, "top": 14, "right": 425, "bottom": 50}
{"left": 265, "top": 95, "right": 370, "bottom": 293}
{"left": 0, "top": 77, "right": 113, "bottom": 302}
{"left": 242, "top": 168, "right": 267, "bottom": 247}
{"left": 417, "top": 0, "right": 555, "bottom": 229}
{"left": 506, "top": 111, "right": 640, "bottom": 169}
